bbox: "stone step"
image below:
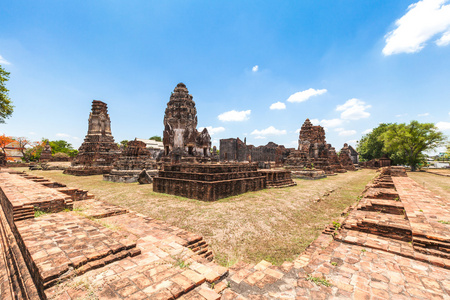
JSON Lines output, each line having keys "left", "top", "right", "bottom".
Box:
{"left": 43, "top": 247, "right": 141, "bottom": 289}
{"left": 413, "top": 236, "right": 450, "bottom": 259}
{"left": 335, "top": 229, "right": 450, "bottom": 269}
{"left": 358, "top": 198, "right": 405, "bottom": 215}
{"left": 343, "top": 210, "right": 412, "bottom": 242}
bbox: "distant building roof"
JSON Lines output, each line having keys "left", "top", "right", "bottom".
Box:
{"left": 5, "top": 141, "right": 23, "bottom": 158}
{"left": 348, "top": 145, "right": 359, "bottom": 156}
{"left": 135, "top": 138, "right": 164, "bottom": 150}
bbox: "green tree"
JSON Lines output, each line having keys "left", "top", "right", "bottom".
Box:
{"left": 0, "top": 65, "right": 14, "bottom": 123}
{"left": 381, "top": 121, "right": 446, "bottom": 171}
{"left": 357, "top": 123, "right": 391, "bottom": 161}
{"left": 49, "top": 140, "right": 74, "bottom": 154}
{"left": 119, "top": 140, "right": 128, "bottom": 148}
{"left": 149, "top": 136, "right": 162, "bottom": 142}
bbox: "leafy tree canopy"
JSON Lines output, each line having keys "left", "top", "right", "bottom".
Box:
{"left": 381, "top": 121, "right": 446, "bottom": 171}
{"left": 357, "top": 123, "right": 391, "bottom": 162}
{"left": 149, "top": 136, "right": 162, "bottom": 142}
{"left": 0, "top": 65, "right": 14, "bottom": 123}
{"left": 359, "top": 121, "right": 446, "bottom": 171}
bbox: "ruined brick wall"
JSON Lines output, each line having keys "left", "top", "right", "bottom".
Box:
{"left": 219, "top": 139, "right": 288, "bottom": 163}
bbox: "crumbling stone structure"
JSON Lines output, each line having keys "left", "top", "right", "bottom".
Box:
{"left": 103, "top": 140, "right": 158, "bottom": 183}
{"left": 327, "top": 144, "right": 347, "bottom": 173}
{"left": 219, "top": 138, "right": 289, "bottom": 164}
{"left": 360, "top": 156, "right": 392, "bottom": 168}
{"left": 339, "top": 143, "right": 356, "bottom": 171}
{"left": 285, "top": 119, "right": 338, "bottom": 174}
{"left": 64, "top": 100, "right": 121, "bottom": 175}
{"left": 259, "top": 169, "right": 296, "bottom": 188}
{"left": 39, "top": 141, "right": 52, "bottom": 162}
{"left": 162, "top": 83, "right": 212, "bottom": 163}
{"left": 153, "top": 163, "right": 266, "bottom": 201}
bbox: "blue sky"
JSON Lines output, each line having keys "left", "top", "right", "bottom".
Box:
{"left": 1, "top": 0, "right": 449, "bottom": 151}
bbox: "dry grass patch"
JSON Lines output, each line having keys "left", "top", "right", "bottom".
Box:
{"left": 408, "top": 171, "right": 450, "bottom": 200}
{"left": 22, "top": 168, "right": 376, "bottom": 266}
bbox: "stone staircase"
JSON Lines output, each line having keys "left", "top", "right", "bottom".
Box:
{"left": 334, "top": 171, "right": 450, "bottom": 270}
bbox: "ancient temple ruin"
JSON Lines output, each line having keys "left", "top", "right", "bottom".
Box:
{"left": 285, "top": 119, "right": 335, "bottom": 174}
{"left": 339, "top": 143, "right": 357, "bottom": 171}
{"left": 219, "top": 138, "right": 290, "bottom": 164}
{"left": 103, "top": 140, "right": 158, "bottom": 183}
{"left": 162, "top": 83, "right": 212, "bottom": 163}
{"left": 39, "top": 141, "right": 52, "bottom": 162}
{"left": 154, "top": 163, "right": 267, "bottom": 201}
{"left": 64, "top": 100, "right": 121, "bottom": 175}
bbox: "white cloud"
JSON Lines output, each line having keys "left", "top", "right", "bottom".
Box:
{"left": 436, "top": 30, "right": 450, "bottom": 45}
{"left": 339, "top": 130, "right": 357, "bottom": 136}
{"left": 198, "top": 126, "right": 225, "bottom": 135}
{"left": 288, "top": 140, "right": 298, "bottom": 147}
{"left": 436, "top": 121, "right": 450, "bottom": 130}
{"left": 56, "top": 133, "right": 70, "bottom": 138}
{"left": 396, "top": 113, "right": 408, "bottom": 117}
{"left": 335, "top": 128, "right": 357, "bottom": 136}
{"left": 418, "top": 112, "right": 430, "bottom": 116}
{"left": 0, "top": 55, "right": 11, "bottom": 65}
{"left": 383, "top": 0, "right": 450, "bottom": 55}
{"left": 311, "top": 118, "right": 343, "bottom": 128}
{"left": 295, "top": 128, "right": 301, "bottom": 134}
{"left": 362, "top": 129, "right": 372, "bottom": 134}
{"left": 252, "top": 65, "right": 259, "bottom": 72}
{"left": 28, "top": 132, "right": 36, "bottom": 135}
{"left": 347, "top": 140, "right": 358, "bottom": 146}
{"left": 251, "top": 126, "right": 287, "bottom": 136}
{"left": 286, "top": 88, "right": 327, "bottom": 103}
{"left": 270, "top": 101, "right": 286, "bottom": 110}
{"left": 218, "top": 110, "right": 251, "bottom": 122}
{"left": 254, "top": 136, "right": 266, "bottom": 140}
{"left": 336, "top": 98, "right": 371, "bottom": 120}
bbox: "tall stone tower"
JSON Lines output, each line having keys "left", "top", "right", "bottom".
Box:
{"left": 64, "top": 100, "right": 121, "bottom": 175}
{"left": 162, "top": 83, "right": 211, "bottom": 162}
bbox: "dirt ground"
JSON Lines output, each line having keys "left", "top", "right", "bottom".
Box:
{"left": 21, "top": 168, "right": 377, "bottom": 266}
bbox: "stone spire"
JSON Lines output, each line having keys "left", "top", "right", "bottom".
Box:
{"left": 163, "top": 83, "right": 197, "bottom": 131}
{"left": 162, "top": 83, "right": 211, "bottom": 162}
{"left": 87, "top": 100, "right": 113, "bottom": 136}
{"left": 64, "top": 100, "right": 121, "bottom": 175}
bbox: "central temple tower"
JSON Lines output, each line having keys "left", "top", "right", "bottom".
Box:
{"left": 162, "top": 83, "right": 211, "bottom": 162}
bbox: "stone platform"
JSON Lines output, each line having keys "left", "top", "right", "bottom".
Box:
{"left": 154, "top": 163, "right": 267, "bottom": 201}
{"left": 1, "top": 167, "right": 450, "bottom": 299}
{"left": 0, "top": 173, "right": 73, "bottom": 222}
{"left": 259, "top": 169, "right": 296, "bottom": 188}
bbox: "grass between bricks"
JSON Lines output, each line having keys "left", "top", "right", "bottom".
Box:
{"left": 306, "top": 274, "right": 332, "bottom": 287}
{"left": 23, "top": 168, "right": 377, "bottom": 266}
